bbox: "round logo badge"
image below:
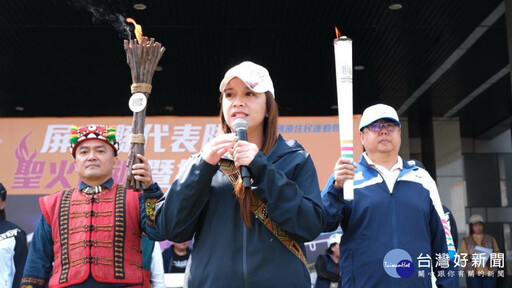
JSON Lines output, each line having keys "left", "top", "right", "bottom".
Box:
{"left": 383, "top": 248, "right": 415, "bottom": 278}
{"left": 128, "top": 93, "right": 147, "bottom": 113}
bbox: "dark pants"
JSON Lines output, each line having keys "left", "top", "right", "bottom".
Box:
{"left": 466, "top": 276, "right": 497, "bottom": 288}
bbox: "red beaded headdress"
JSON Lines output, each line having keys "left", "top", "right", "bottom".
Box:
{"left": 69, "top": 124, "right": 119, "bottom": 158}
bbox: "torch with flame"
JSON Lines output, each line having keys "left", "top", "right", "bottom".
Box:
{"left": 333, "top": 26, "right": 354, "bottom": 200}
{"left": 126, "top": 18, "right": 142, "bottom": 43}
{"left": 124, "top": 18, "right": 166, "bottom": 191}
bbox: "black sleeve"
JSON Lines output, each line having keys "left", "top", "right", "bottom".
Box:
{"left": 13, "top": 228, "right": 28, "bottom": 288}
{"left": 315, "top": 254, "right": 340, "bottom": 282}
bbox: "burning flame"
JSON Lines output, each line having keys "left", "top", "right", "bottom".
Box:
{"left": 335, "top": 26, "right": 342, "bottom": 39}
{"left": 126, "top": 18, "right": 143, "bottom": 43}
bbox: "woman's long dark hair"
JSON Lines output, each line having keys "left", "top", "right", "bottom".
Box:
{"left": 326, "top": 245, "right": 335, "bottom": 255}
{"left": 219, "top": 91, "right": 279, "bottom": 227}
{"left": 469, "top": 222, "right": 484, "bottom": 235}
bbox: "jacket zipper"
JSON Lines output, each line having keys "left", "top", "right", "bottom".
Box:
{"left": 390, "top": 186, "right": 398, "bottom": 248}
{"left": 243, "top": 223, "right": 248, "bottom": 288}
{"left": 377, "top": 169, "right": 399, "bottom": 248}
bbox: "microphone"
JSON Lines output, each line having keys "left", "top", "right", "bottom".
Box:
{"left": 232, "top": 118, "right": 252, "bottom": 188}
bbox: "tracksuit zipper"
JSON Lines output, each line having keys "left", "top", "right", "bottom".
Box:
{"left": 243, "top": 224, "right": 248, "bottom": 288}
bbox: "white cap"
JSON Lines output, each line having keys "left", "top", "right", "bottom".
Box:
{"left": 219, "top": 61, "right": 275, "bottom": 98}
{"left": 359, "top": 103, "right": 401, "bottom": 131}
{"left": 327, "top": 233, "right": 342, "bottom": 246}
{"left": 469, "top": 214, "right": 484, "bottom": 224}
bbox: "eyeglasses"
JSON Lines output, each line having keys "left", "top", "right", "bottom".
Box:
{"left": 366, "top": 122, "right": 400, "bottom": 132}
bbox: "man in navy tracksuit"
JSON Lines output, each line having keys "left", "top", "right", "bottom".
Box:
{"left": 322, "top": 104, "right": 457, "bottom": 288}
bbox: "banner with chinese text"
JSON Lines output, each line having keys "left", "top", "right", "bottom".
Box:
{"left": 0, "top": 116, "right": 362, "bottom": 196}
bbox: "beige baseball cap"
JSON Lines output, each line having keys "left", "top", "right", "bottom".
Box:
{"left": 469, "top": 214, "right": 484, "bottom": 224}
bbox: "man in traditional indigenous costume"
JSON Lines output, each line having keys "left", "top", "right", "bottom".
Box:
{"left": 21, "top": 124, "right": 165, "bottom": 288}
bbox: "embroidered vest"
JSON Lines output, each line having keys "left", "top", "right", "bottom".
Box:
{"left": 462, "top": 234, "right": 496, "bottom": 274}
{"left": 40, "top": 185, "right": 143, "bottom": 287}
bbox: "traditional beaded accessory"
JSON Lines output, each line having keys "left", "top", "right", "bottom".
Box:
{"left": 69, "top": 124, "right": 119, "bottom": 157}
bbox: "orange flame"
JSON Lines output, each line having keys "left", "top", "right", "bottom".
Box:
{"left": 335, "top": 26, "right": 342, "bottom": 39}
{"left": 126, "top": 18, "right": 143, "bottom": 43}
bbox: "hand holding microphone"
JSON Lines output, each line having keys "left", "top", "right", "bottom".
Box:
{"left": 232, "top": 118, "right": 253, "bottom": 188}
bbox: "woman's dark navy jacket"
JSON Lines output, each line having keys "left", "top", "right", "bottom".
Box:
{"left": 149, "top": 135, "right": 325, "bottom": 288}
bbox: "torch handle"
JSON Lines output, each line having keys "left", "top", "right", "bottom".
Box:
{"left": 343, "top": 176, "right": 354, "bottom": 200}
{"left": 339, "top": 139, "right": 354, "bottom": 200}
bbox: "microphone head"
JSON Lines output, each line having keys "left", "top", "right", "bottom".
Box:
{"left": 232, "top": 118, "right": 248, "bottom": 132}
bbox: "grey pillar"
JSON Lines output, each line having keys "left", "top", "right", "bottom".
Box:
{"left": 432, "top": 117, "right": 466, "bottom": 236}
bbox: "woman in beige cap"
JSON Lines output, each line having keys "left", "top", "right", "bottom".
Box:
{"left": 459, "top": 214, "right": 500, "bottom": 288}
